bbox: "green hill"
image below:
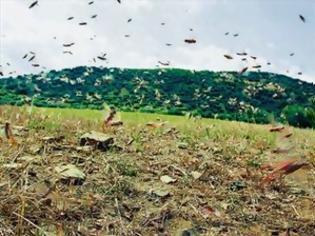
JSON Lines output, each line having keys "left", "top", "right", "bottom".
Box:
{"left": 0, "top": 67, "right": 314, "bottom": 127}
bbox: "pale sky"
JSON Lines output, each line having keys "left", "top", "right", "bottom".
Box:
{"left": 0, "top": 0, "right": 315, "bottom": 83}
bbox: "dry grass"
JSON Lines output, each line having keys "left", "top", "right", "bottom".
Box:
{"left": 0, "top": 105, "right": 315, "bottom": 236}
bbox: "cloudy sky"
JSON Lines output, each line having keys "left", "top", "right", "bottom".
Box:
{"left": 1, "top": 0, "right": 315, "bottom": 83}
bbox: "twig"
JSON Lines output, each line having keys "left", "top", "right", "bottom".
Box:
{"left": 291, "top": 204, "right": 301, "bottom": 218}
{"left": 115, "top": 198, "right": 126, "bottom": 235}
{"left": 12, "top": 212, "right": 49, "bottom": 236}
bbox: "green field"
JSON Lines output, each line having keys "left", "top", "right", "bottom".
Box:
{"left": 14, "top": 106, "right": 315, "bottom": 149}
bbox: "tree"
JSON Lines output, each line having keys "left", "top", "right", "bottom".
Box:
{"left": 282, "top": 105, "right": 314, "bottom": 128}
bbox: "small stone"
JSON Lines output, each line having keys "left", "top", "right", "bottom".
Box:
{"left": 177, "top": 142, "right": 188, "bottom": 149}
{"left": 181, "top": 228, "right": 199, "bottom": 236}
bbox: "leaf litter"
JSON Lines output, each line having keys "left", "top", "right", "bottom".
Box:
{"left": 0, "top": 106, "right": 314, "bottom": 235}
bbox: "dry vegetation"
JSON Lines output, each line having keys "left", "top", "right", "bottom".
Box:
{"left": 0, "top": 105, "right": 315, "bottom": 236}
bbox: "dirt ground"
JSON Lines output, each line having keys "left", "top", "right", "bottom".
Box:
{"left": 0, "top": 107, "right": 315, "bottom": 236}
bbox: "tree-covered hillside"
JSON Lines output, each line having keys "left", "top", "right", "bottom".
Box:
{"left": 0, "top": 67, "right": 314, "bottom": 127}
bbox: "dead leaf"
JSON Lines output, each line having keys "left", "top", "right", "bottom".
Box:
{"left": 80, "top": 131, "right": 114, "bottom": 151}
{"left": 151, "top": 188, "right": 170, "bottom": 197}
{"left": 160, "top": 175, "right": 177, "bottom": 184}
{"left": 55, "top": 164, "right": 86, "bottom": 180}
{"left": 191, "top": 171, "right": 203, "bottom": 180}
